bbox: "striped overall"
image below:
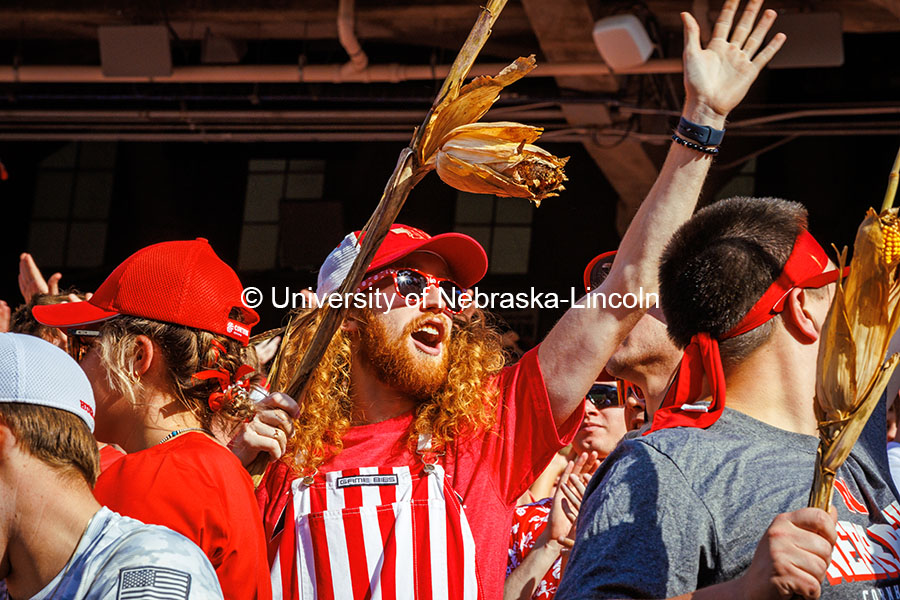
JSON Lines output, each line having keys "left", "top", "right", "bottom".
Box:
{"left": 270, "top": 458, "right": 481, "bottom": 599}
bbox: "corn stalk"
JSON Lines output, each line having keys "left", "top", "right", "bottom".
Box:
{"left": 247, "top": 0, "right": 510, "bottom": 483}
{"left": 810, "top": 145, "right": 900, "bottom": 509}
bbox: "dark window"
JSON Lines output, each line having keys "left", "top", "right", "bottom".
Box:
{"left": 239, "top": 158, "right": 339, "bottom": 271}
{"left": 29, "top": 142, "right": 116, "bottom": 268}
{"left": 453, "top": 191, "right": 533, "bottom": 275}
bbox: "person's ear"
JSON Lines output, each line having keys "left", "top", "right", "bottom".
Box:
{"left": 0, "top": 421, "right": 17, "bottom": 461}
{"left": 783, "top": 288, "right": 819, "bottom": 343}
{"left": 132, "top": 335, "right": 156, "bottom": 378}
{"left": 341, "top": 315, "right": 361, "bottom": 333}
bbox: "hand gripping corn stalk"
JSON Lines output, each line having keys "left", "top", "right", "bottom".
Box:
{"left": 251, "top": 1, "right": 568, "bottom": 483}
{"left": 809, "top": 146, "right": 900, "bottom": 510}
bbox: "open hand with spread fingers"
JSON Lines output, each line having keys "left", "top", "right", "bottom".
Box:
{"left": 681, "top": 0, "right": 786, "bottom": 128}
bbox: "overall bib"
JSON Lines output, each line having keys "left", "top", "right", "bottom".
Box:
{"left": 270, "top": 438, "right": 481, "bottom": 600}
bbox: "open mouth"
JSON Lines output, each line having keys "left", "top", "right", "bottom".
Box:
{"left": 410, "top": 320, "right": 446, "bottom": 356}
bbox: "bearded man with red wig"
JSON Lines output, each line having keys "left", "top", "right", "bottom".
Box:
{"left": 257, "top": 0, "right": 786, "bottom": 597}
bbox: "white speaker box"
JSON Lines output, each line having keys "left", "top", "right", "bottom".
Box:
{"left": 592, "top": 14, "right": 653, "bottom": 71}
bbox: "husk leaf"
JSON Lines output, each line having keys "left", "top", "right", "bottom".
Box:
{"left": 418, "top": 56, "right": 537, "bottom": 164}
{"left": 811, "top": 206, "right": 900, "bottom": 508}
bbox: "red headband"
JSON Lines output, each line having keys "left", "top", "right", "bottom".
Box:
{"left": 648, "top": 229, "right": 847, "bottom": 433}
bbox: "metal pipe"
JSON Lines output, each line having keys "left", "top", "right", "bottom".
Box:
{"left": 337, "top": 0, "right": 369, "bottom": 75}
{"left": 728, "top": 106, "right": 900, "bottom": 129}
{"left": 2, "top": 125, "right": 899, "bottom": 143}
{"left": 0, "top": 108, "right": 565, "bottom": 122}
{"left": 0, "top": 59, "right": 683, "bottom": 84}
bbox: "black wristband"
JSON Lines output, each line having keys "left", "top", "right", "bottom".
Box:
{"left": 671, "top": 134, "right": 719, "bottom": 155}
{"left": 677, "top": 116, "right": 725, "bottom": 147}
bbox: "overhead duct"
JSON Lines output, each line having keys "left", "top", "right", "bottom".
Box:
{"left": 0, "top": 59, "right": 682, "bottom": 84}
{"left": 337, "top": 0, "right": 369, "bottom": 76}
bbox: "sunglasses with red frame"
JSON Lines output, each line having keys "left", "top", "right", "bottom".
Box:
{"left": 358, "top": 268, "right": 471, "bottom": 315}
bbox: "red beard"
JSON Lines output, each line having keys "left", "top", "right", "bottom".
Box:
{"left": 358, "top": 314, "right": 450, "bottom": 399}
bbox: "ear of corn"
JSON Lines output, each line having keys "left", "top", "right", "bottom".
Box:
{"left": 811, "top": 206, "right": 900, "bottom": 509}
{"left": 882, "top": 215, "right": 900, "bottom": 264}
{"left": 433, "top": 122, "right": 568, "bottom": 206}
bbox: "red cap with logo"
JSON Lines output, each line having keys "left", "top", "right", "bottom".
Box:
{"left": 316, "top": 224, "right": 488, "bottom": 298}
{"left": 33, "top": 238, "right": 259, "bottom": 345}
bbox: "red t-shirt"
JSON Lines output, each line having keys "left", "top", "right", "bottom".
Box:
{"left": 98, "top": 443, "right": 125, "bottom": 472}
{"left": 94, "top": 431, "right": 272, "bottom": 600}
{"left": 257, "top": 346, "right": 583, "bottom": 599}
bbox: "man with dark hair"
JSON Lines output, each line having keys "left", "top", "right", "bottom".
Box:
{"left": 559, "top": 196, "right": 900, "bottom": 599}
{"left": 0, "top": 332, "right": 223, "bottom": 600}
{"left": 661, "top": 196, "right": 814, "bottom": 361}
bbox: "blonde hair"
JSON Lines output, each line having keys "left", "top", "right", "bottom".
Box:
{"left": 97, "top": 315, "right": 262, "bottom": 433}
{"left": 271, "top": 307, "right": 506, "bottom": 475}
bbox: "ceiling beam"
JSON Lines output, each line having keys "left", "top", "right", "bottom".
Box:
{"left": 0, "top": 3, "right": 533, "bottom": 42}
{"left": 865, "top": 0, "right": 900, "bottom": 19}
{"left": 645, "top": 0, "right": 900, "bottom": 33}
{"left": 520, "top": 0, "right": 658, "bottom": 236}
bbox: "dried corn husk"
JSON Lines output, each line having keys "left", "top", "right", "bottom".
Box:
{"left": 418, "top": 56, "right": 537, "bottom": 165}
{"left": 810, "top": 207, "right": 900, "bottom": 509}
{"left": 433, "top": 122, "right": 568, "bottom": 206}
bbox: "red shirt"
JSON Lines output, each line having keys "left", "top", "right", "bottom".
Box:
{"left": 98, "top": 443, "right": 125, "bottom": 472}
{"left": 94, "top": 431, "right": 272, "bottom": 600}
{"left": 258, "top": 346, "right": 583, "bottom": 599}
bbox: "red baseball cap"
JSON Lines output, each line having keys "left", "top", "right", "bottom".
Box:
{"left": 316, "top": 224, "right": 488, "bottom": 298}
{"left": 584, "top": 250, "right": 617, "bottom": 293}
{"left": 33, "top": 238, "right": 259, "bottom": 345}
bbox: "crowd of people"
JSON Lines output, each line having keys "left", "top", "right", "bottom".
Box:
{"left": 2, "top": 0, "right": 899, "bottom": 598}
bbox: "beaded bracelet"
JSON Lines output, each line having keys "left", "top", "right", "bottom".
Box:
{"left": 671, "top": 134, "right": 719, "bottom": 155}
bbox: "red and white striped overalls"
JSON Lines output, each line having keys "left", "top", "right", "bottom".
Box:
{"left": 270, "top": 439, "right": 481, "bottom": 599}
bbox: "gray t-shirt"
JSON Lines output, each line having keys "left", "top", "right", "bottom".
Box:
{"left": 29, "top": 507, "right": 223, "bottom": 600}
{"left": 558, "top": 405, "right": 900, "bottom": 599}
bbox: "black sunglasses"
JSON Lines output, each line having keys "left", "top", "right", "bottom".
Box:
{"left": 586, "top": 383, "right": 624, "bottom": 409}
{"left": 66, "top": 328, "right": 101, "bottom": 362}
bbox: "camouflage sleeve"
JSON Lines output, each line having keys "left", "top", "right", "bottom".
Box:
{"left": 90, "top": 526, "right": 224, "bottom": 600}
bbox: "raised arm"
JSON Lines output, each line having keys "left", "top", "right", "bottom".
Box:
{"left": 539, "top": 0, "right": 786, "bottom": 425}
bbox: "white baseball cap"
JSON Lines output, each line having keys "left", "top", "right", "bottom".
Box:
{"left": 0, "top": 333, "right": 96, "bottom": 432}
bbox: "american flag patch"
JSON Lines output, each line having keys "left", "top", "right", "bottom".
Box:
{"left": 117, "top": 567, "right": 191, "bottom": 599}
